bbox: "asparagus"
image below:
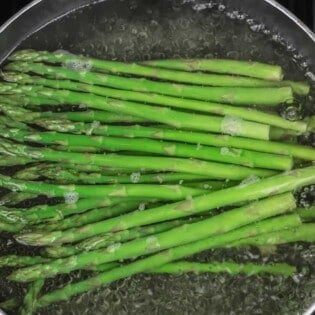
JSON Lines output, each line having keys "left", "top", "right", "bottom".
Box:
{"left": 14, "top": 164, "right": 315, "bottom": 246}
{"left": 33, "top": 213, "right": 302, "bottom": 308}
{"left": 9, "top": 192, "right": 296, "bottom": 281}
{"left": 0, "top": 197, "right": 125, "bottom": 225}
{"left": 2, "top": 72, "right": 307, "bottom": 132}
{"left": 19, "top": 279, "right": 44, "bottom": 315}
{"left": 185, "top": 180, "right": 237, "bottom": 190}
{"left": 33, "top": 200, "right": 143, "bottom": 231}
{"left": 1, "top": 99, "right": 150, "bottom": 125}
{"left": 0, "top": 255, "right": 50, "bottom": 267}
{"left": 0, "top": 155, "right": 34, "bottom": 166}
{"left": 44, "top": 219, "right": 195, "bottom": 258}
{"left": 1, "top": 127, "right": 293, "bottom": 170}
{"left": 297, "top": 206, "right": 315, "bottom": 222}
{"left": 0, "top": 299, "right": 19, "bottom": 311}
{"left": 0, "top": 175, "right": 205, "bottom": 201}
{"left": 0, "top": 221, "right": 24, "bottom": 233}
{"left": 230, "top": 224, "right": 315, "bottom": 247}
{"left": 0, "top": 139, "right": 277, "bottom": 179}
{"left": 150, "top": 261, "right": 296, "bottom": 276}
{"left": 9, "top": 50, "right": 283, "bottom": 81}
{"left": 30, "top": 120, "right": 315, "bottom": 162}
{"left": 6, "top": 50, "right": 289, "bottom": 87}
{"left": 0, "top": 192, "right": 36, "bottom": 206}
{"left": 5, "top": 62, "right": 294, "bottom": 106}
{"left": 1, "top": 84, "right": 272, "bottom": 140}
{"left": 15, "top": 166, "right": 214, "bottom": 185}
{"left": 0, "top": 259, "right": 296, "bottom": 313}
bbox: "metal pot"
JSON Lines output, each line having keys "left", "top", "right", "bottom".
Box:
{"left": 0, "top": 1, "right": 314, "bottom": 314}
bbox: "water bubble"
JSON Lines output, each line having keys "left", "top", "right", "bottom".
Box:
{"left": 239, "top": 175, "right": 260, "bottom": 187}
{"left": 106, "top": 243, "right": 121, "bottom": 253}
{"left": 281, "top": 106, "right": 302, "bottom": 121}
{"left": 64, "top": 191, "right": 79, "bottom": 204}
{"left": 138, "top": 203, "right": 146, "bottom": 211}
{"left": 130, "top": 172, "right": 141, "bottom": 183}
{"left": 63, "top": 59, "right": 93, "bottom": 72}
{"left": 221, "top": 116, "right": 242, "bottom": 136}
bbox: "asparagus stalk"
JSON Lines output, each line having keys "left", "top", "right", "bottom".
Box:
{"left": 14, "top": 164, "right": 315, "bottom": 246}
{"left": 0, "top": 155, "right": 34, "bottom": 166}
{"left": 33, "top": 200, "right": 143, "bottom": 231}
{"left": 0, "top": 258, "right": 295, "bottom": 313}
{"left": 9, "top": 50, "right": 284, "bottom": 81}
{"left": 1, "top": 99, "right": 149, "bottom": 124}
{"left": 0, "top": 192, "right": 36, "bottom": 206}
{"left": 0, "top": 299, "right": 19, "bottom": 311}
{"left": 150, "top": 261, "right": 296, "bottom": 276}
{"left": 297, "top": 206, "right": 315, "bottom": 222}
{"left": 1, "top": 197, "right": 125, "bottom": 225}
{"left": 15, "top": 166, "right": 214, "bottom": 185}
{"left": 33, "top": 213, "right": 301, "bottom": 308}
{"left": 0, "top": 139, "right": 276, "bottom": 179}
{"left": 19, "top": 279, "right": 44, "bottom": 315}
{"left": 0, "top": 174, "right": 205, "bottom": 201}
{"left": 44, "top": 219, "right": 196, "bottom": 258}
{"left": 0, "top": 221, "right": 24, "bottom": 233}
{"left": 5, "top": 62, "right": 294, "bottom": 106}
{"left": 9, "top": 192, "right": 296, "bottom": 281}
{"left": 6, "top": 50, "right": 288, "bottom": 86}
{"left": 0, "top": 255, "right": 50, "bottom": 267}
{"left": 31, "top": 121, "right": 315, "bottom": 161}
{"left": 2, "top": 71, "right": 306, "bottom": 132}
{"left": 0, "top": 84, "right": 272, "bottom": 140}
{"left": 230, "top": 224, "right": 315, "bottom": 247}
{"left": 1, "top": 127, "right": 293, "bottom": 170}
{"left": 140, "top": 59, "right": 284, "bottom": 81}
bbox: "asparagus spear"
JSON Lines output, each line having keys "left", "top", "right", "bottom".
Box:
{"left": 0, "top": 221, "right": 24, "bottom": 233}
{"left": 44, "top": 219, "right": 195, "bottom": 258}
{"left": 11, "top": 50, "right": 307, "bottom": 94}
{"left": 0, "top": 175, "right": 205, "bottom": 201}
{"left": 0, "top": 192, "right": 35, "bottom": 206}
{"left": 0, "top": 299, "right": 19, "bottom": 311}
{"left": 33, "top": 200, "right": 143, "bottom": 231}
{"left": 15, "top": 166, "right": 214, "bottom": 185}
{"left": 14, "top": 164, "right": 315, "bottom": 246}
{"left": 9, "top": 50, "right": 284, "bottom": 81}
{"left": 9, "top": 192, "right": 296, "bottom": 281}
{"left": 230, "top": 224, "right": 315, "bottom": 247}
{"left": 30, "top": 121, "right": 315, "bottom": 162}
{"left": 1, "top": 127, "right": 293, "bottom": 170}
{"left": 0, "top": 84, "right": 272, "bottom": 140}
{"left": 5, "top": 62, "right": 294, "bottom": 105}
{"left": 6, "top": 50, "right": 288, "bottom": 86}
{"left": 19, "top": 279, "right": 44, "bottom": 315}
{"left": 0, "top": 258, "right": 296, "bottom": 313}
{"left": 1, "top": 99, "right": 149, "bottom": 125}
{"left": 140, "top": 59, "right": 284, "bottom": 81}
{"left": 0, "top": 255, "right": 50, "bottom": 267}
{"left": 0, "top": 155, "right": 35, "bottom": 166}
{"left": 2, "top": 71, "right": 306, "bottom": 132}
{"left": 150, "top": 261, "right": 296, "bottom": 276}
{"left": 1, "top": 197, "right": 125, "bottom": 225}
{"left": 33, "top": 214, "right": 302, "bottom": 308}
{"left": 297, "top": 206, "right": 315, "bottom": 222}
{"left": 0, "top": 139, "right": 276, "bottom": 179}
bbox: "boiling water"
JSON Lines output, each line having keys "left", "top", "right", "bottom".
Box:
{"left": 0, "top": 0, "right": 314, "bottom": 314}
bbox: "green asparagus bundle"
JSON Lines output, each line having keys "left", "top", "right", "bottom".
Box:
{"left": 0, "top": 51, "right": 314, "bottom": 314}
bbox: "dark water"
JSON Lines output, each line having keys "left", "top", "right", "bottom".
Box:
{"left": 0, "top": 0, "right": 314, "bottom": 314}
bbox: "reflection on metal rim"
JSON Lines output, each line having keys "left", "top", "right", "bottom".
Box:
{"left": 304, "top": 302, "right": 315, "bottom": 315}
{"left": 0, "top": 0, "right": 42, "bottom": 33}
{"left": 264, "top": 0, "right": 315, "bottom": 41}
